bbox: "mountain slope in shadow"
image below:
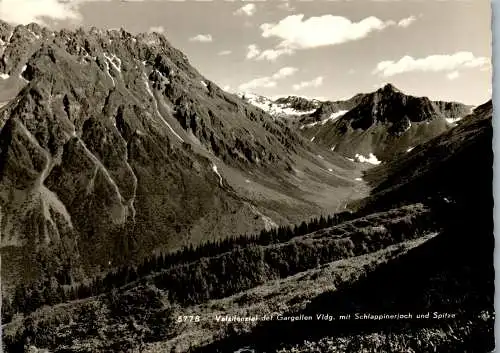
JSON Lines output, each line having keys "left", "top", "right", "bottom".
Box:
{"left": 194, "top": 100, "right": 493, "bottom": 353}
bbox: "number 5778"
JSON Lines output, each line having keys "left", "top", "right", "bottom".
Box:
{"left": 176, "top": 315, "right": 201, "bottom": 323}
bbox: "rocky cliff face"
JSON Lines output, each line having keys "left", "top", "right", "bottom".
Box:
{"left": 0, "top": 21, "right": 361, "bottom": 289}
{"left": 306, "top": 94, "right": 365, "bottom": 120}
{"left": 274, "top": 96, "right": 322, "bottom": 112}
{"left": 0, "top": 22, "right": 304, "bottom": 169}
{"left": 238, "top": 92, "right": 319, "bottom": 119}
{"left": 300, "top": 84, "right": 473, "bottom": 161}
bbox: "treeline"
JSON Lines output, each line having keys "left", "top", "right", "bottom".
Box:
{"left": 2, "top": 208, "right": 439, "bottom": 353}
{"left": 4, "top": 210, "right": 357, "bottom": 321}
{"left": 6, "top": 206, "right": 436, "bottom": 328}
{"left": 153, "top": 209, "right": 435, "bottom": 305}
{"left": 5, "top": 205, "right": 440, "bottom": 323}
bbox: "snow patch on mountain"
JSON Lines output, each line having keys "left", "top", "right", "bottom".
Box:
{"left": 212, "top": 164, "right": 223, "bottom": 186}
{"left": 445, "top": 117, "right": 462, "bottom": 125}
{"left": 104, "top": 53, "right": 122, "bottom": 73}
{"left": 142, "top": 72, "right": 184, "bottom": 142}
{"left": 27, "top": 29, "right": 41, "bottom": 40}
{"left": 301, "top": 110, "right": 348, "bottom": 128}
{"left": 238, "top": 92, "right": 316, "bottom": 118}
{"left": 104, "top": 59, "right": 115, "bottom": 86}
{"left": 19, "top": 65, "right": 28, "bottom": 82}
{"left": 327, "top": 110, "right": 348, "bottom": 122}
{"left": 355, "top": 153, "right": 382, "bottom": 165}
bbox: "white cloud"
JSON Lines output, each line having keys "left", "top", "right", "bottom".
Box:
{"left": 218, "top": 50, "right": 232, "bottom": 56}
{"left": 260, "top": 14, "right": 404, "bottom": 51}
{"left": 0, "top": 0, "right": 130, "bottom": 25}
{"left": 189, "top": 34, "right": 213, "bottom": 43}
{"left": 245, "top": 44, "right": 293, "bottom": 61}
{"left": 234, "top": 4, "right": 256, "bottom": 16}
{"left": 257, "top": 47, "right": 294, "bottom": 61}
{"left": 447, "top": 71, "right": 460, "bottom": 80}
{"left": 239, "top": 66, "right": 298, "bottom": 91}
{"left": 272, "top": 67, "right": 298, "bottom": 79}
{"left": 292, "top": 76, "right": 324, "bottom": 91}
{"left": 0, "top": 0, "right": 95, "bottom": 25}
{"left": 397, "top": 15, "right": 417, "bottom": 28}
{"left": 246, "top": 44, "right": 261, "bottom": 59}
{"left": 148, "top": 26, "right": 165, "bottom": 34}
{"left": 249, "top": 14, "right": 417, "bottom": 61}
{"left": 373, "top": 52, "right": 491, "bottom": 77}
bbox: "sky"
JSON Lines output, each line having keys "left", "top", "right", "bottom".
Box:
{"left": 0, "top": 0, "right": 492, "bottom": 105}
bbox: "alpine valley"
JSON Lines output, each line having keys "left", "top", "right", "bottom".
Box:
{"left": 0, "top": 21, "right": 493, "bottom": 353}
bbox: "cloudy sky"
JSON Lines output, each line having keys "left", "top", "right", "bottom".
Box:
{"left": 0, "top": 0, "right": 492, "bottom": 105}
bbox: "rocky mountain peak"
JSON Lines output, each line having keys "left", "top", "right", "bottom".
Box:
{"left": 0, "top": 20, "right": 334, "bottom": 291}
{"left": 0, "top": 21, "right": 310, "bottom": 170}
{"left": 298, "top": 84, "right": 474, "bottom": 161}
{"left": 274, "top": 95, "right": 322, "bottom": 111}
{"left": 377, "top": 83, "right": 401, "bottom": 94}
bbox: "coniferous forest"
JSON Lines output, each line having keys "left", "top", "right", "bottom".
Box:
{"left": 4, "top": 206, "right": 437, "bottom": 322}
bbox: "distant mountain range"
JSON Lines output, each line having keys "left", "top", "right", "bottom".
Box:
{"left": 236, "top": 92, "right": 320, "bottom": 118}
{"left": 241, "top": 83, "right": 474, "bottom": 162}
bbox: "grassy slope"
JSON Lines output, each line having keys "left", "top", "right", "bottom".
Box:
{"left": 196, "top": 101, "right": 494, "bottom": 353}
{"left": 3, "top": 204, "right": 434, "bottom": 352}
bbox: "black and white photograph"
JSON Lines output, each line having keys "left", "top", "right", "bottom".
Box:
{"left": 0, "top": 0, "right": 494, "bottom": 352}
